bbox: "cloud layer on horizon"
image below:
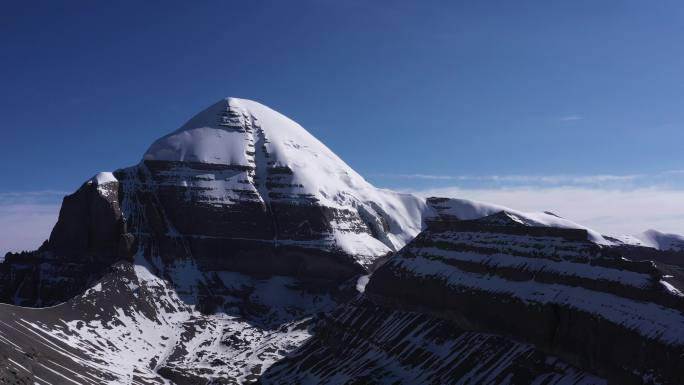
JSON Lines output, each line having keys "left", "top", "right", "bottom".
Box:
{"left": 373, "top": 171, "right": 684, "bottom": 236}
{"left": 0, "top": 203, "right": 60, "bottom": 257}
{"left": 1, "top": 175, "right": 682, "bottom": 257}
{"left": 408, "top": 186, "right": 684, "bottom": 237}
{"left": 371, "top": 170, "right": 684, "bottom": 189}
{"left": 0, "top": 191, "right": 64, "bottom": 258}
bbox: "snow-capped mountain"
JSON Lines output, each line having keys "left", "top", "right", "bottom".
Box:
{"left": 262, "top": 198, "right": 684, "bottom": 384}
{"left": 635, "top": 229, "right": 684, "bottom": 251}
{"left": 424, "top": 196, "right": 610, "bottom": 243}
{"left": 1, "top": 98, "right": 683, "bottom": 384}
{"left": 1, "top": 97, "right": 427, "bottom": 308}
{"left": 142, "top": 97, "right": 425, "bottom": 265}
{"left": 613, "top": 229, "right": 684, "bottom": 252}
{"left": 0, "top": 97, "right": 428, "bottom": 384}
{"left": 363, "top": 199, "right": 684, "bottom": 384}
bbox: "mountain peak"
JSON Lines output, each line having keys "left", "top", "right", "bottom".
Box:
{"left": 163, "top": 97, "right": 303, "bottom": 137}
{"left": 2, "top": 96, "right": 683, "bottom": 385}
{"left": 638, "top": 229, "right": 684, "bottom": 251}
{"left": 143, "top": 96, "right": 367, "bottom": 192}
{"left": 141, "top": 97, "right": 426, "bottom": 265}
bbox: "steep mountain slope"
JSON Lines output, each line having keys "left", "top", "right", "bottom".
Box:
{"left": 361, "top": 199, "right": 684, "bottom": 384}
{"left": 0, "top": 97, "right": 425, "bottom": 308}
{"left": 0, "top": 97, "right": 428, "bottom": 384}
{"left": 607, "top": 230, "right": 684, "bottom": 284}
{"left": 0, "top": 174, "right": 134, "bottom": 306}
{"left": 261, "top": 199, "right": 684, "bottom": 384}
{"left": 261, "top": 298, "right": 606, "bottom": 385}
{"left": 612, "top": 229, "right": 684, "bottom": 253}
{"left": 0, "top": 259, "right": 347, "bottom": 384}
{"left": 635, "top": 229, "right": 684, "bottom": 252}
{"left": 425, "top": 197, "right": 609, "bottom": 243}
{"left": 141, "top": 97, "right": 425, "bottom": 266}
{"left": 1, "top": 98, "right": 682, "bottom": 384}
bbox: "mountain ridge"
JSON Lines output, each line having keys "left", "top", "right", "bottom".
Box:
{"left": 1, "top": 97, "right": 682, "bottom": 384}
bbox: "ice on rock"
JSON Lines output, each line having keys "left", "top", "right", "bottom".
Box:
{"left": 636, "top": 229, "right": 684, "bottom": 251}
{"left": 426, "top": 197, "right": 611, "bottom": 244}
{"left": 143, "top": 97, "right": 427, "bottom": 261}
{"left": 90, "top": 171, "right": 117, "bottom": 185}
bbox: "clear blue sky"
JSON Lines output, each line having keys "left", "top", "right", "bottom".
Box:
{"left": 2, "top": 0, "right": 683, "bottom": 192}
{"left": 1, "top": 1, "right": 683, "bottom": 254}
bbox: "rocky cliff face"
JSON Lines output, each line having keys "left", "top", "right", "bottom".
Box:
{"left": 256, "top": 198, "right": 684, "bottom": 385}
{"left": 0, "top": 173, "right": 134, "bottom": 306}
{"left": 0, "top": 260, "right": 351, "bottom": 384}
{"left": 0, "top": 97, "right": 424, "bottom": 308}
{"left": 260, "top": 298, "right": 606, "bottom": 385}
{"left": 1, "top": 98, "right": 682, "bottom": 384}
{"left": 138, "top": 97, "right": 425, "bottom": 268}
{"left": 364, "top": 199, "right": 684, "bottom": 384}
{"left": 0, "top": 97, "right": 428, "bottom": 384}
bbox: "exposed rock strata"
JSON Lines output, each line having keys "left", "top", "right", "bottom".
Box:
{"left": 366, "top": 207, "right": 684, "bottom": 384}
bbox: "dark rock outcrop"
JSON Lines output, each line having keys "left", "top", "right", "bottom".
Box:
{"left": 0, "top": 97, "right": 422, "bottom": 307}
{"left": 1, "top": 98, "right": 682, "bottom": 384}
{"left": 0, "top": 260, "right": 349, "bottom": 384}
{"left": 0, "top": 175, "right": 130, "bottom": 306}
{"left": 365, "top": 208, "right": 684, "bottom": 384}
{"left": 261, "top": 299, "right": 606, "bottom": 385}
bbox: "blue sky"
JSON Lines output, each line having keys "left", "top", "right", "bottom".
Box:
{"left": 1, "top": 1, "right": 683, "bottom": 254}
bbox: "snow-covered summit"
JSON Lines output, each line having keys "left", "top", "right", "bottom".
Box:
{"left": 145, "top": 98, "right": 415, "bottom": 204}
{"left": 142, "top": 98, "right": 616, "bottom": 255}
{"left": 635, "top": 229, "right": 684, "bottom": 251}
{"left": 141, "top": 97, "right": 426, "bottom": 264}
{"left": 143, "top": 97, "right": 373, "bottom": 195}
{"left": 144, "top": 98, "right": 362, "bottom": 181}
{"left": 89, "top": 171, "right": 117, "bottom": 186}
{"left": 426, "top": 197, "right": 610, "bottom": 244}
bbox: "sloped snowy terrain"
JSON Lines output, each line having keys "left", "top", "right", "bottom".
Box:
{"left": 142, "top": 97, "right": 426, "bottom": 264}
{"left": 635, "top": 229, "right": 684, "bottom": 252}
{"left": 261, "top": 299, "right": 607, "bottom": 385}
{"left": 1, "top": 97, "right": 682, "bottom": 384}
{"left": 367, "top": 204, "right": 684, "bottom": 384}
{"left": 425, "top": 197, "right": 611, "bottom": 244}
{"left": 612, "top": 229, "right": 684, "bottom": 252}
{"left": 0, "top": 255, "right": 348, "bottom": 384}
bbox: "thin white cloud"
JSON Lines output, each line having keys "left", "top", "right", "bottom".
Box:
{"left": 0, "top": 203, "right": 60, "bottom": 257}
{"left": 0, "top": 191, "right": 64, "bottom": 257}
{"left": 558, "top": 115, "right": 584, "bottom": 121}
{"left": 3, "top": 179, "right": 683, "bottom": 257}
{"left": 375, "top": 173, "right": 640, "bottom": 183}
{"left": 373, "top": 170, "right": 684, "bottom": 190}
{"left": 0, "top": 190, "right": 68, "bottom": 204}
{"left": 0, "top": 190, "right": 69, "bottom": 197}
{"left": 410, "top": 186, "right": 684, "bottom": 237}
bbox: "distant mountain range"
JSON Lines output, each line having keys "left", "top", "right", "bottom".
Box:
{"left": 1, "top": 98, "right": 682, "bottom": 384}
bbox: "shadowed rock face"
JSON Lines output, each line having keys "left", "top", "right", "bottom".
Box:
{"left": 47, "top": 178, "right": 127, "bottom": 259}
{"left": 120, "top": 160, "right": 367, "bottom": 283}
{"left": 0, "top": 98, "right": 423, "bottom": 307}
{"left": 0, "top": 177, "right": 135, "bottom": 306}
{"left": 365, "top": 211, "right": 684, "bottom": 385}
{"left": 0, "top": 159, "right": 367, "bottom": 308}
{"left": 0, "top": 261, "right": 351, "bottom": 384}
{"left": 260, "top": 299, "right": 606, "bottom": 385}
{"left": 1, "top": 99, "right": 682, "bottom": 384}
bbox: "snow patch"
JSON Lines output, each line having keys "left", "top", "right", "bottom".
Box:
{"left": 356, "top": 275, "right": 370, "bottom": 293}
{"left": 660, "top": 280, "right": 684, "bottom": 297}
{"left": 90, "top": 172, "right": 117, "bottom": 185}
{"left": 399, "top": 257, "right": 684, "bottom": 345}
{"left": 635, "top": 229, "right": 684, "bottom": 251}
{"left": 142, "top": 97, "right": 426, "bottom": 261}
{"left": 427, "top": 197, "right": 610, "bottom": 245}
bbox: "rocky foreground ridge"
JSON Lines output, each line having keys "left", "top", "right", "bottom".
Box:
{"left": 1, "top": 98, "right": 682, "bottom": 384}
